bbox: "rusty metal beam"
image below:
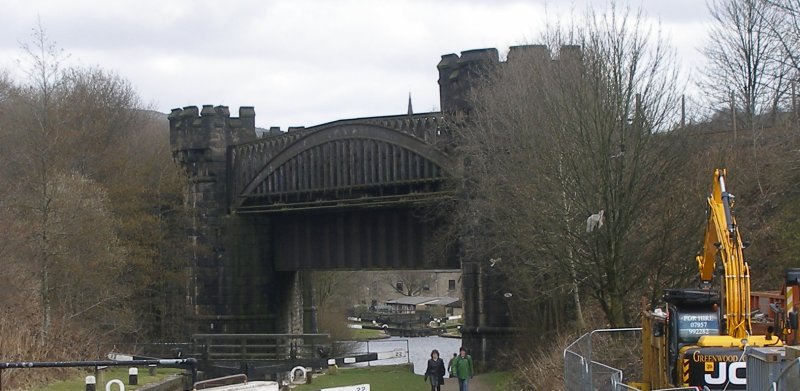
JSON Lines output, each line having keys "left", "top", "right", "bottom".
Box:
{"left": 234, "top": 191, "right": 454, "bottom": 214}
{"left": 272, "top": 209, "right": 457, "bottom": 271}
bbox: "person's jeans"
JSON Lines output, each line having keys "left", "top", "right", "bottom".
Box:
{"left": 458, "top": 378, "right": 470, "bottom": 391}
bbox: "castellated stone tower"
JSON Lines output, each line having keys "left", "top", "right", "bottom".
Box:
{"left": 437, "top": 45, "right": 581, "bottom": 117}
{"left": 169, "top": 105, "right": 258, "bottom": 332}
{"left": 439, "top": 44, "right": 584, "bottom": 365}
{"left": 437, "top": 48, "right": 499, "bottom": 116}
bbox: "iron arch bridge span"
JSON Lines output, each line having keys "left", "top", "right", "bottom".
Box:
{"left": 228, "top": 113, "right": 458, "bottom": 213}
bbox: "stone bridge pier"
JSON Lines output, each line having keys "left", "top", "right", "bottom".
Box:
{"left": 169, "top": 105, "right": 306, "bottom": 335}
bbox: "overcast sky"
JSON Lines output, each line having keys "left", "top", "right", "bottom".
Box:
{"left": 0, "top": 0, "right": 710, "bottom": 128}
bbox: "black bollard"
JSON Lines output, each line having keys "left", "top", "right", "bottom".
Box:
{"left": 84, "top": 375, "right": 96, "bottom": 391}
{"left": 128, "top": 367, "right": 138, "bottom": 385}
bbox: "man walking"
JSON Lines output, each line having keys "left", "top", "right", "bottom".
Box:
{"left": 451, "top": 347, "right": 474, "bottom": 391}
{"left": 447, "top": 353, "right": 457, "bottom": 378}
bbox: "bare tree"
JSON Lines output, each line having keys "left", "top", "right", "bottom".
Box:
{"left": 10, "top": 22, "right": 70, "bottom": 341}
{"left": 458, "top": 5, "right": 698, "bottom": 328}
{"left": 0, "top": 71, "right": 12, "bottom": 105}
{"left": 703, "top": 0, "right": 785, "bottom": 125}
{"left": 765, "top": 1, "right": 800, "bottom": 72}
{"left": 57, "top": 66, "right": 143, "bottom": 178}
{"left": 313, "top": 271, "right": 361, "bottom": 308}
{"left": 386, "top": 271, "right": 434, "bottom": 297}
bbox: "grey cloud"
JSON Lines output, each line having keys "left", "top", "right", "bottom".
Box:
{"left": 0, "top": 0, "right": 709, "bottom": 128}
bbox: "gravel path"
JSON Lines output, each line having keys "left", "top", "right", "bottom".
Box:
{"left": 437, "top": 375, "right": 492, "bottom": 391}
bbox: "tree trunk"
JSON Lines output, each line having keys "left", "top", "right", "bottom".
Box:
{"left": 567, "top": 247, "right": 585, "bottom": 329}
{"left": 606, "top": 280, "right": 629, "bottom": 327}
{"left": 41, "top": 265, "right": 50, "bottom": 344}
{"left": 559, "top": 154, "right": 585, "bottom": 329}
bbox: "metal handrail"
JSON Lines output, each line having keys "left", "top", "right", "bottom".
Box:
{"left": 563, "top": 328, "right": 643, "bottom": 359}
{"left": 613, "top": 381, "right": 641, "bottom": 390}
{"left": 192, "top": 333, "right": 330, "bottom": 339}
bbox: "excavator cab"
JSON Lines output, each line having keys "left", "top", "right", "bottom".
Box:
{"left": 664, "top": 289, "right": 723, "bottom": 387}
{"left": 648, "top": 288, "right": 782, "bottom": 391}
{"left": 640, "top": 289, "right": 721, "bottom": 389}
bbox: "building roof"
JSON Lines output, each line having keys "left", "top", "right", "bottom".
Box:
{"left": 385, "top": 296, "right": 460, "bottom": 306}
{"left": 426, "top": 297, "right": 461, "bottom": 307}
{"left": 385, "top": 296, "right": 440, "bottom": 306}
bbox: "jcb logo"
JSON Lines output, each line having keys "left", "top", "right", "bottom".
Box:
{"left": 704, "top": 361, "right": 746, "bottom": 386}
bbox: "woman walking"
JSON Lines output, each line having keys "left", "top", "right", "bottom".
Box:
{"left": 424, "top": 349, "right": 446, "bottom": 391}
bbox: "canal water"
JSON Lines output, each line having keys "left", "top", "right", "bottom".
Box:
{"left": 345, "top": 336, "right": 462, "bottom": 375}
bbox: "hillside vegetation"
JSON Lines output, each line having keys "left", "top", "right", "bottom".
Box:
{"left": 0, "top": 26, "right": 190, "bottom": 389}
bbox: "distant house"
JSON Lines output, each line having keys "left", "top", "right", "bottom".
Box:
{"left": 425, "top": 297, "right": 462, "bottom": 317}
{"left": 386, "top": 296, "right": 439, "bottom": 314}
{"left": 360, "top": 270, "right": 462, "bottom": 307}
{"left": 385, "top": 296, "right": 463, "bottom": 317}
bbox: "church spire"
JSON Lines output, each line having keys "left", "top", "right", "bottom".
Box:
{"left": 407, "top": 92, "right": 413, "bottom": 116}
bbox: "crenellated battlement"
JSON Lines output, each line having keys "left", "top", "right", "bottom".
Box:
{"left": 438, "top": 45, "right": 582, "bottom": 115}
{"left": 169, "top": 104, "right": 257, "bottom": 216}
{"left": 168, "top": 104, "right": 255, "bottom": 124}
{"left": 169, "top": 105, "right": 258, "bottom": 163}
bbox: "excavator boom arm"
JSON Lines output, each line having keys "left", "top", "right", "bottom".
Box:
{"left": 694, "top": 169, "right": 751, "bottom": 338}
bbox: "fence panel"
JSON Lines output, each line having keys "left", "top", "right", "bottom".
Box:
{"left": 563, "top": 328, "right": 641, "bottom": 391}
{"left": 771, "top": 357, "right": 800, "bottom": 391}
{"left": 564, "top": 350, "right": 590, "bottom": 391}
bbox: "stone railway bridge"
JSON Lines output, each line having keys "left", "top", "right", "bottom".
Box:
{"left": 170, "top": 45, "right": 570, "bottom": 367}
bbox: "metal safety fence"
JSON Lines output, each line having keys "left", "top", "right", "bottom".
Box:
{"left": 769, "top": 357, "right": 800, "bottom": 391}
{"left": 563, "top": 328, "right": 696, "bottom": 391}
{"left": 563, "top": 328, "right": 638, "bottom": 391}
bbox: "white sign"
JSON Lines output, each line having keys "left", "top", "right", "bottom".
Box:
{"left": 376, "top": 348, "right": 407, "bottom": 360}
{"left": 321, "top": 385, "right": 370, "bottom": 391}
{"left": 107, "top": 353, "right": 134, "bottom": 361}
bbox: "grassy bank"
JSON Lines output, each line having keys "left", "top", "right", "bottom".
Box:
{"left": 291, "top": 365, "right": 514, "bottom": 391}
{"left": 31, "top": 367, "right": 183, "bottom": 391}
{"left": 292, "top": 365, "right": 417, "bottom": 391}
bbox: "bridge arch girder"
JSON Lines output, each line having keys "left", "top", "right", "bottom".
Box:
{"left": 233, "top": 123, "right": 456, "bottom": 210}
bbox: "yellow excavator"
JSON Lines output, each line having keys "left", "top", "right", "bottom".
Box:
{"left": 636, "top": 169, "right": 782, "bottom": 390}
